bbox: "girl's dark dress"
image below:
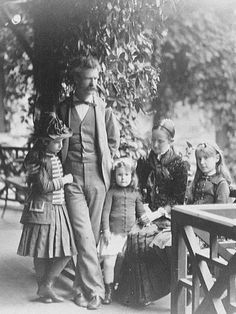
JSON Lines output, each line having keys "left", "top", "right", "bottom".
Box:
{"left": 187, "top": 173, "right": 230, "bottom": 205}
{"left": 116, "top": 148, "right": 188, "bottom": 306}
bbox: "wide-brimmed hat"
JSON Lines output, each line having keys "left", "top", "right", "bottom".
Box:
{"left": 34, "top": 112, "right": 72, "bottom": 140}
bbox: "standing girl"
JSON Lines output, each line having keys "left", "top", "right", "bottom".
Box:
{"left": 187, "top": 142, "right": 231, "bottom": 204}
{"left": 17, "top": 112, "right": 77, "bottom": 303}
{"left": 100, "top": 158, "right": 148, "bottom": 305}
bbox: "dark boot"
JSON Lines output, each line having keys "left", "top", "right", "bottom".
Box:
{"left": 38, "top": 257, "right": 70, "bottom": 303}
{"left": 34, "top": 257, "right": 53, "bottom": 302}
{"left": 38, "top": 281, "right": 64, "bottom": 303}
{"left": 102, "top": 283, "right": 113, "bottom": 305}
{"left": 34, "top": 258, "right": 47, "bottom": 294}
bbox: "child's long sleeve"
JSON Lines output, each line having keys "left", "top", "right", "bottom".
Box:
{"left": 215, "top": 180, "right": 230, "bottom": 203}
{"left": 102, "top": 190, "right": 114, "bottom": 231}
{"left": 35, "top": 161, "right": 64, "bottom": 194}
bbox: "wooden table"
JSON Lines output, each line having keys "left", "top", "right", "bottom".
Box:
{"left": 171, "top": 203, "right": 236, "bottom": 314}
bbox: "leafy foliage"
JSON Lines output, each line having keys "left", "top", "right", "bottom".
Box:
{"left": 1, "top": 0, "right": 177, "bottom": 158}
{"left": 0, "top": 10, "right": 33, "bottom": 131}
{"left": 157, "top": 0, "right": 236, "bottom": 180}
{"left": 3, "top": 0, "right": 236, "bottom": 180}
{"left": 57, "top": 0, "right": 172, "bottom": 159}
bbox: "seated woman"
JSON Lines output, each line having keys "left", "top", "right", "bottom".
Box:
{"left": 116, "top": 119, "right": 188, "bottom": 306}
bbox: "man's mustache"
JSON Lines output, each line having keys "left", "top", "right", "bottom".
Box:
{"left": 87, "top": 87, "right": 97, "bottom": 91}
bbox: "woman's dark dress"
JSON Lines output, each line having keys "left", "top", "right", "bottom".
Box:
{"left": 116, "top": 148, "right": 188, "bottom": 306}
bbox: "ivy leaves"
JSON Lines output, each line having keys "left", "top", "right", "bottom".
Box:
{"left": 1, "top": 0, "right": 176, "bottom": 159}
{"left": 60, "top": 0, "right": 169, "bottom": 159}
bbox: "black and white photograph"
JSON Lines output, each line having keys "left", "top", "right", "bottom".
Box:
{"left": 1, "top": 1, "right": 236, "bottom": 313}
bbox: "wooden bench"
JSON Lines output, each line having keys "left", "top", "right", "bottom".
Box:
{"left": 1, "top": 175, "right": 27, "bottom": 218}
{"left": 0, "top": 145, "right": 29, "bottom": 218}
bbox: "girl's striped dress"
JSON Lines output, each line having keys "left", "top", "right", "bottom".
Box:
{"left": 17, "top": 154, "right": 77, "bottom": 258}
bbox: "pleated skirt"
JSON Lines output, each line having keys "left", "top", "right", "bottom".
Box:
{"left": 17, "top": 204, "right": 77, "bottom": 258}
{"left": 116, "top": 226, "right": 171, "bottom": 306}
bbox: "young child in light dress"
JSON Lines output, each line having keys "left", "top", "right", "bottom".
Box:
{"left": 99, "top": 158, "right": 148, "bottom": 304}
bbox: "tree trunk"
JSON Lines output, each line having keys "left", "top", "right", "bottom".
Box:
{"left": 32, "top": 0, "right": 62, "bottom": 113}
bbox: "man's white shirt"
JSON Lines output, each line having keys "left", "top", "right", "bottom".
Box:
{"left": 75, "top": 103, "right": 89, "bottom": 121}
{"left": 74, "top": 95, "right": 94, "bottom": 121}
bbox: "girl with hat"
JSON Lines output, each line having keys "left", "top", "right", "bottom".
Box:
{"left": 116, "top": 118, "right": 188, "bottom": 306}
{"left": 17, "top": 112, "right": 77, "bottom": 303}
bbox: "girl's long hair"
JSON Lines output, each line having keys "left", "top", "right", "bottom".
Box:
{"left": 188, "top": 142, "right": 231, "bottom": 202}
{"left": 111, "top": 158, "right": 138, "bottom": 190}
{"left": 24, "top": 139, "right": 50, "bottom": 184}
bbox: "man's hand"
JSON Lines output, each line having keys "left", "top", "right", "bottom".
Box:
{"left": 62, "top": 174, "right": 73, "bottom": 185}
{"left": 103, "top": 229, "right": 111, "bottom": 245}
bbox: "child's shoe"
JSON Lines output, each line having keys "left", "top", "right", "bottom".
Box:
{"left": 38, "top": 296, "right": 53, "bottom": 303}
{"left": 102, "top": 283, "right": 113, "bottom": 305}
{"left": 38, "top": 284, "right": 64, "bottom": 303}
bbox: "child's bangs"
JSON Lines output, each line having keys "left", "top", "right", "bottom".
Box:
{"left": 113, "top": 158, "right": 135, "bottom": 172}
{"left": 116, "top": 162, "right": 132, "bottom": 172}
{"left": 196, "top": 144, "right": 216, "bottom": 158}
